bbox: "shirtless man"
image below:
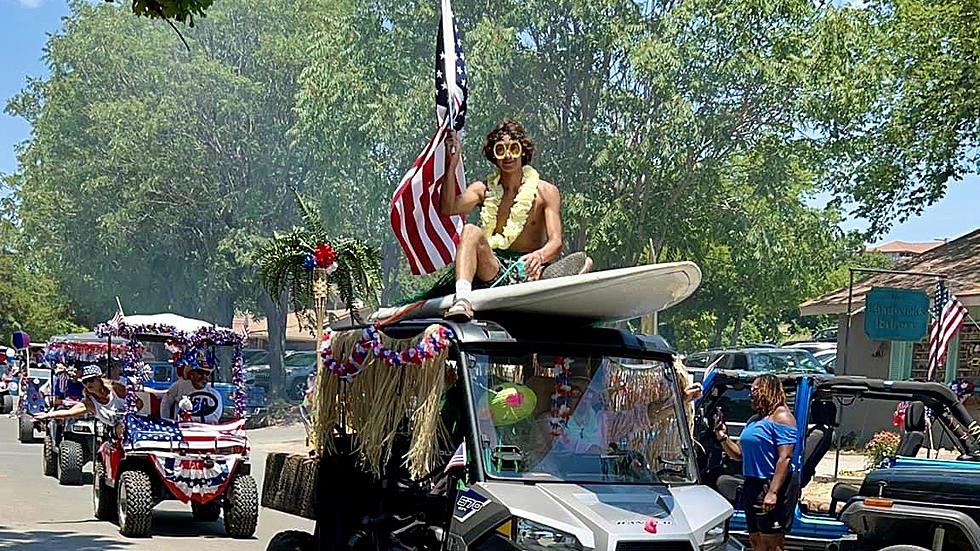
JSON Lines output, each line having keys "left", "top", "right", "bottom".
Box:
{"left": 440, "top": 119, "right": 589, "bottom": 321}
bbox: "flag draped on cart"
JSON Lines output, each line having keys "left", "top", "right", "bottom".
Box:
{"left": 390, "top": 0, "right": 469, "bottom": 275}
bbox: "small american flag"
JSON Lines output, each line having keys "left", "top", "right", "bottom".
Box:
{"left": 445, "top": 441, "right": 466, "bottom": 472}
{"left": 927, "top": 281, "right": 968, "bottom": 380}
{"left": 390, "top": 0, "right": 468, "bottom": 275}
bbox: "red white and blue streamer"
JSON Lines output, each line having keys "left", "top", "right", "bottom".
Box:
{"left": 320, "top": 325, "right": 455, "bottom": 381}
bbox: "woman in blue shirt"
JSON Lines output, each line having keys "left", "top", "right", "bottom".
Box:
{"left": 715, "top": 374, "right": 799, "bottom": 551}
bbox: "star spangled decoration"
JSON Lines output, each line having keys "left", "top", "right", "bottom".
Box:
{"left": 435, "top": 14, "right": 467, "bottom": 130}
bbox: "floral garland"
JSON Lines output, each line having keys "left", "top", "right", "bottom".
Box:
{"left": 480, "top": 166, "right": 539, "bottom": 250}
{"left": 320, "top": 325, "right": 455, "bottom": 381}
{"left": 548, "top": 357, "right": 573, "bottom": 436}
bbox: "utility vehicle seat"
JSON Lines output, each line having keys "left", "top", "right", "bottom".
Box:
{"left": 716, "top": 474, "right": 743, "bottom": 503}
{"left": 828, "top": 482, "right": 860, "bottom": 515}
{"left": 800, "top": 401, "right": 837, "bottom": 487}
{"left": 896, "top": 401, "right": 926, "bottom": 457}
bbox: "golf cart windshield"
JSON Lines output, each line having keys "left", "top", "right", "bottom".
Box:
{"left": 467, "top": 351, "right": 697, "bottom": 485}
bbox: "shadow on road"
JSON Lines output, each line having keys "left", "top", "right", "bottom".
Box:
{"left": 0, "top": 525, "right": 133, "bottom": 550}
{"left": 146, "top": 511, "right": 255, "bottom": 541}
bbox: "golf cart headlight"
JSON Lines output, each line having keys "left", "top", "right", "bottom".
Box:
{"left": 700, "top": 520, "right": 729, "bottom": 551}
{"left": 514, "top": 518, "right": 583, "bottom": 551}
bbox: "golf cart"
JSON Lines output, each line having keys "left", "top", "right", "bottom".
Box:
{"left": 696, "top": 371, "right": 980, "bottom": 551}
{"left": 263, "top": 317, "right": 743, "bottom": 551}
{"left": 94, "top": 313, "right": 258, "bottom": 538}
{"left": 40, "top": 333, "right": 131, "bottom": 485}
{"left": 17, "top": 357, "right": 52, "bottom": 443}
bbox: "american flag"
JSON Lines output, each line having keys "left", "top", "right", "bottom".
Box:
{"left": 127, "top": 415, "right": 248, "bottom": 453}
{"left": 927, "top": 280, "right": 969, "bottom": 380}
{"left": 390, "top": 0, "right": 468, "bottom": 275}
{"left": 445, "top": 441, "right": 466, "bottom": 472}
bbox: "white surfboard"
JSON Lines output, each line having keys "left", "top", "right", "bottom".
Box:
{"left": 370, "top": 261, "right": 701, "bottom": 324}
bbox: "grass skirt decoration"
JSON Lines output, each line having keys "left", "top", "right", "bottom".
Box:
{"left": 314, "top": 324, "right": 452, "bottom": 479}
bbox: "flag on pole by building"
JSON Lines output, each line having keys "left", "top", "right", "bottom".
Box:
{"left": 390, "top": 0, "right": 469, "bottom": 275}
{"left": 927, "top": 280, "right": 969, "bottom": 380}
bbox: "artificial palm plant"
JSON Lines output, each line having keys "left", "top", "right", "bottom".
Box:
{"left": 257, "top": 190, "right": 382, "bottom": 323}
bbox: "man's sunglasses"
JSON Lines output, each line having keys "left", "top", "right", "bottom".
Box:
{"left": 493, "top": 140, "right": 522, "bottom": 160}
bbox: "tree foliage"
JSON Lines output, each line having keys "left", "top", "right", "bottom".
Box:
{"left": 5, "top": 0, "right": 974, "bottom": 353}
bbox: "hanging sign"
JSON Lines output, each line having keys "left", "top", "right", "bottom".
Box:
{"left": 864, "top": 287, "right": 929, "bottom": 341}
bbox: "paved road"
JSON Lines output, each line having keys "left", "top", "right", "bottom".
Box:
{"left": 0, "top": 417, "right": 314, "bottom": 550}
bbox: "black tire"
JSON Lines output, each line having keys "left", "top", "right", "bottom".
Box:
{"left": 223, "top": 474, "right": 258, "bottom": 538}
{"left": 267, "top": 530, "right": 316, "bottom": 551}
{"left": 877, "top": 547, "right": 930, "bottom": 551}
{"left": 43, "top": 434, "right": 58, "bottom": 477}
{"left": 117, "top": 470, "right": 153, "bottom": 537}
{"left": 58, "top": 439, "right": 84, "bottom": 486}
{"left": 94, "top": 459, "right": 117, "bottom": 521}
{"left": 18, "top": 415, "right": 35, "bottom": 443}
{"left": 191, "top": 501, "right": 222, "bottom": 522}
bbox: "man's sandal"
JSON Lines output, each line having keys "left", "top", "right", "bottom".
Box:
{"left": 541, "top": 251, "right": 593, "bottom": 279}
{"left": 444, "top": 298, "right": 474, "bottom": 322}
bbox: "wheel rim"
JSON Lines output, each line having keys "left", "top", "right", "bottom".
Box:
{"left": 117, "top": 477, "right": 127, "bottom": 527}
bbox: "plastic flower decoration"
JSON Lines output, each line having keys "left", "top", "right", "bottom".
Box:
{"left": 313, "top": 243, "right": 338, "bottom": 273}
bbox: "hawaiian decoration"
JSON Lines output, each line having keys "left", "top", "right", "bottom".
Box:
{"left": 548, "top": 357, "right": 574, "bottom": 436}
{"left": 256, "top": 189, "right": 381, "bottom": 318}
{"left": 487, "top": 383, "right": 537, "bottom": 426}
{"left": 315, "top": 324, "right": 451, "bottom": 479}
{"left": 320, "top": 325, "right": 455, "bottom": 381}
{"left": 480, "top": 166, "right": 539, "bottom": 250}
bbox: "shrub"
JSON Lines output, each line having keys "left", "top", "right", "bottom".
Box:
{"left": 865, "top": 431, "right": 901, "bottom": 468}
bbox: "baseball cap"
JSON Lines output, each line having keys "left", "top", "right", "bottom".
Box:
{"left": 79, "top": 364, "right": 103, "bottom": 381}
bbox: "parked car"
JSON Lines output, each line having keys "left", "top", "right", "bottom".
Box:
{"left": 785, "top": 341, "right": 837, "bottom": 373}
{"left": 246, "top": 350, "right": 317, "bottom": 401}
{"left": 683, "top": 347, "right": 828, "bottom": 383}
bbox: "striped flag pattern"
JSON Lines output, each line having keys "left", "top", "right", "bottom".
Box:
{"left": 927, "top": 281, "right": 969, "bottom": 381}
{"left": 445, "top": 441, "right": 467, "bottom": 472}
{"left": 128, "top": 415, "right": 248, "bottom": 453}
{"left": 390, "top": 0, "right": 468, "bottom": 275}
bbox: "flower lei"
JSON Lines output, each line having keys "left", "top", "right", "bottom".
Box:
{"left": 480, "top": 166, "right": 539, "bottom": 250}
{"left": 321, "top": 325, "right": 455, "bottom": 381}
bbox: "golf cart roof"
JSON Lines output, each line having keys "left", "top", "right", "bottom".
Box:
{"left": 376, "top": 317, "right": 676, "bottom": 359}
{"left": 48, "top": 332, "right": 108, "bottom": 344}
{"left": 120, "top": 313, "right": 224, "bottom": 334}
{"left": 96, "top": 312, "right": 242, "bottom": 347}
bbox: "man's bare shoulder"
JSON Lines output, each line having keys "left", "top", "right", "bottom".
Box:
{"left": 536, "top": 180, "right": 560, "bottom": 202}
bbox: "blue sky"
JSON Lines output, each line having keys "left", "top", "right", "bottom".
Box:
{"left": 1, "top": 0, "right": 977, "bottom": 245}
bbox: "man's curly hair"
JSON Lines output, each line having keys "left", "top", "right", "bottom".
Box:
{"left": 482, "top": 119, "right": 535, "bottom": 166}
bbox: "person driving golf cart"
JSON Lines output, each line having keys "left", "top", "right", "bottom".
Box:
{"left": 160, "top": 347, "right": 223, "bottom": 424}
